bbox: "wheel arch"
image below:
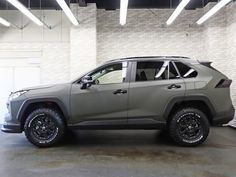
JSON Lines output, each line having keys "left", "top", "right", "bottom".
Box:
{"left": 164, "top": 95, "right": 216, "bottom": 125}
{"left": 17, "top": 98, "right": 69, "bottom": 130}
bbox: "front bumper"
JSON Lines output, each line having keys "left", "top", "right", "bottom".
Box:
{"left": 1, "top": 113, "right": 22, "bottom": 133}
{"left": 1, "top": 122, "right": 22, "bottom": 133}
{"left": 212, "top": 106, "right": 235, "bottom": 126}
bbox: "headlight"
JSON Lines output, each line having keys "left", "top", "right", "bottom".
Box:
{"left": 9, "top": 90, "right": 28, "bottom": 101}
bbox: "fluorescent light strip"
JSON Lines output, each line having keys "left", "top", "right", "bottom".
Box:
{"left": 7, "top": 0, "right": 43, "bottom": 26}
{"left": 56, "top": 0, "right": 79, "bottom": 26}
{"left": 0, "top": 17, "right": 11, "bottom": 27}
{"left": 120, "top": 0, "right": 129, "bottom": 25}
{"left": 166, "top": 0, "right": 191, "bottom": 25}
{"left": 197, "top": 0, "right": 232, "bottom": 25}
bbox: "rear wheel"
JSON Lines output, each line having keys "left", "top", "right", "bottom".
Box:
{"left": 169, "top": 108, "right": 209, "bottom": 147}
{"left": 24, "top": 108, "right": 65, "bottom": 147}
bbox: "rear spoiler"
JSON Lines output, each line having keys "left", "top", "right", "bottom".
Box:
{"left": 198, "top": 60, "right": 221, "bottom": 72}
{"left": 198, "top": 60, "right": 212, "bottom": 66}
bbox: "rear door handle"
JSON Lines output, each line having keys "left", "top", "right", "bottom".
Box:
{"left": 167, "top": 84, "right": 181, "bottom": 89}
{"left": 113, "top": 89, "right": 127, "bottom": 95}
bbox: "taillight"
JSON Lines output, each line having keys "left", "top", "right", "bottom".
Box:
{"left": 215, "top": 79, "right": 232, "bottom": 88}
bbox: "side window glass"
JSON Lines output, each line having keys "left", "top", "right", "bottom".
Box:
{"left": 90, "top": 62, "right": 127, "bottom": 85}
{"left": 135, "top": 61, "right": 180, "bottom": 82}
{"left": 136, "top": 61, "right": 167, "bottom": 81}
{"left": 175, "top": 62, "right": 198, "bottom": 78}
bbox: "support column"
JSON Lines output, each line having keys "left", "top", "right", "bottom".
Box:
{"left": 70, "top": 3, "right": 97, "bottom": 79}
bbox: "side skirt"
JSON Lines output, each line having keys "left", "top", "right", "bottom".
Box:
{"left": 68, "top": 119, "right": 166, "bottom": 130}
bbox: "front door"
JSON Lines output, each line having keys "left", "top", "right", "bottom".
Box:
{"left": 70, "top": 62, "right": 129, "bottom": 125}
{"left": 128, "top": 60, "right": 186, "bottom": 124}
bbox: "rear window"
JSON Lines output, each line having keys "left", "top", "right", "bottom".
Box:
{"left": 175, "top": 62, "right": 198, "bottom": 78}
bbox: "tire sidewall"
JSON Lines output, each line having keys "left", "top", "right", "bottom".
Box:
{"left": 24, "top": 108, "right": 65, "bottom": 147}
{"left": 169, "top": 108, "right": 209, "bottom": 147}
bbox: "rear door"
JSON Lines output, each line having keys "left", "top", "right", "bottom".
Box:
{"left": 128, "top": 60, "right": 186, "bottom": 124}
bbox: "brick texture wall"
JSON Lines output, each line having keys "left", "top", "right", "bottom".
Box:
{"left": 70, "top": 4, "right": 97, "bottom": 79}
{"left": 226, "top": 2, "right": 236, "bottom": 126}
{"left": 97, "top": 8, "right": 205, "bottom": 64}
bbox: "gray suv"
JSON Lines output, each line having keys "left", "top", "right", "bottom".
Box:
{"left": 1, "top": 56, "right": 235, "bottom": 147}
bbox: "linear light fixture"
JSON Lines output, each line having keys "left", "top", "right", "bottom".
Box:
{"left": 56, "top": 0, "right": 79, "bottom": 26}
{"left": 166, "top": 0, "right": 191, "bottom": 25}
{"left": 197, "top": 0, "right": 232, "bottom": 25}
{"left": 120, "top": 0, "right": 129, "bottom": 25}
{"left": 7, "top": 0, "right": 43, "bottom": 26}
{"left": 0, "top": 17, "right": 11, "bottom": 27}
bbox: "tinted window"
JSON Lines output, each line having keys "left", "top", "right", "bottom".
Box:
{"left": 135, "top": 61, "right": 179, "bottom": 82}
{"left": 90, "top": 62, "right": 127, "bottom": 85}
{"left": 175, "top": 62, "right": 198, "bottom": 78}
{"left": 169, "top": 62, "right": 179, "bottom": 80}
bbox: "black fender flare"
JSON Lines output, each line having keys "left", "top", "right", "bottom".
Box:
{"left": 163, "top": 95, "right": 216, "bottom": 120}
{"left": 16, "top": 97, "right": 70, "bottom": 122}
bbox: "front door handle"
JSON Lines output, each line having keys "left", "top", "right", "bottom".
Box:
{"left": 167, "top": 84, "right": 181, "bottom": 89}
{"left": 113, "top": 89, "right": 127, "bottom": 95}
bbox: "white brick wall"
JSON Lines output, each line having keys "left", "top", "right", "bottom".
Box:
{"left": 70, "top": 4, "right": 97, "bottom": 79}
{"left": 226, "top": 2, "right": 236, "bottom": 126}
{"left": 0, "top": 43, "right": 70, "bottom": 84}
{"left": 0, "top": 9, "right": 71, "bottom": 85}
{"left": 97, "top": 8, "right": 205, "bottom": 64}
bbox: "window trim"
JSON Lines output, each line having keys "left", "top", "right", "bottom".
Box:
{"left": 131, "top": 60, "right": 181, "bottom": 83}
{"left": 173, "top": 61, "right": 198, "bottom": 79}
{"left": 171, "top": 61, "right": 182, "bottom": 79}
{"left": 73, "top": 61, "right": 131, "bottom": 85}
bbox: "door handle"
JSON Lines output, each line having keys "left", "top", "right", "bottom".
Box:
{"left": 113, "top": 89, "right": 127, "bottom": 95}
{"left": 167, "top": 84, "right": 181, "bottom": 89}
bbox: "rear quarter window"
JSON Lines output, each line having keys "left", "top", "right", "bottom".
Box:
{"left": 175, "top": 62, "right": 198, "bottom": 78}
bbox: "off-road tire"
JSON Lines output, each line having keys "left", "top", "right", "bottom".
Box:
{"left": 169, "top": 108, "right": 209, "bottom": 147}
{"left": 24, "top": 108, "right": 65, "bottom": 147}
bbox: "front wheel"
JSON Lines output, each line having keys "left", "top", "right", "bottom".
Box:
{"left": 24, "top": 108, "right": 65, "bottom": 147}
{"left": 168, "top": 108, "right": 209, "bottom": 147}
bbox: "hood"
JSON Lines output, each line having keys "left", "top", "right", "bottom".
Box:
{"left": 22, "top": 84, "right": 55, "bottom": 91}
{"left": 18, "top": 83, "right": 69, "bottom": 92}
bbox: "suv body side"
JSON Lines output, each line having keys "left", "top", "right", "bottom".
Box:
{"left": 1, "top": 57, "right": 235, "bottom": 134}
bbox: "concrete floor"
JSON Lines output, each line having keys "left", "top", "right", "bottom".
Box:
{"left": 0, "top": 127, "right": 236, "bottom": 177}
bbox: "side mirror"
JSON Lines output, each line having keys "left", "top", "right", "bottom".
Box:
{"left": 80, "top": 76, "right": 93, "bottom": 89}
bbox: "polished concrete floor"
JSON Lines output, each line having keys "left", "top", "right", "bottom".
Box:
{"left": 0, "top": 127, "right": 236, "bottom": 177}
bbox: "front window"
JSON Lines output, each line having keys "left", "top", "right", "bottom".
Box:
{"left": 89, "top": 62, "right": 127, "bottom": 85}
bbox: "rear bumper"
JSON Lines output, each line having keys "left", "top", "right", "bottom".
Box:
{"left": 212, "top": 106, "right": 235, "bottom": 126}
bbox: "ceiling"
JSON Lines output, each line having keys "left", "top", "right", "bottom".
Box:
{"left": 0, "top": 0, "right": 220, "bottom": 10}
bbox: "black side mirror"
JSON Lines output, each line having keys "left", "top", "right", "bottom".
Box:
{"left": 80, "top": 76, "right": 93, "bottom": 89}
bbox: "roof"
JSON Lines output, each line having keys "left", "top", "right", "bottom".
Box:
{"left": 106, "top": 56, "right": 199, "bottom": 64}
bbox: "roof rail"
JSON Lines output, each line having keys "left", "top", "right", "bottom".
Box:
{"left": 125, "top": 56, "right": 190, "bottom": 59}
{"left": 108, "top": 56, "right": 190, "bottom": 62}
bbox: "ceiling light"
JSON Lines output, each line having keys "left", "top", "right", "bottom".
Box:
{"left": 0, "top": 17, "right": 11, "bottom": 27}
{"left": 120, "top": 0, "right": 129, "bottom": 25}
{"left": 166, "top": 0, "right": 191, "bottom": 25}
{"left": 56, "top": 0, "right": 79, "bottom": 26}
{"left": 197, "top": 0, "right": 232, "bottom": 25}
{"left": 7, "top": 0, "right": 43, "bottom": 26}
